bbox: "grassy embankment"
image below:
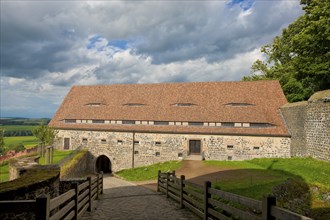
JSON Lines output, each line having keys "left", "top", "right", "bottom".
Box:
{"left": 117, "top": 161, "right": 182, "bottom": 181}
{"left": 0, "top": 150, "right": 74, "bottom": 182}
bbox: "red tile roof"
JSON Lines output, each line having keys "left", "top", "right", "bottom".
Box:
{"left": 49, "top": 80, "right": 290, "bottom": 136}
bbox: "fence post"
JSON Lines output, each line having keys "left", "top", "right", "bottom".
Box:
{"left": 172, "top": 170, "right": 176, "bottom": 177}
{"left": 157, "top": 170, "right": 161, "bottom": 192}
{"left": 87, "top": 177, "right": 92, "bottom": 212}
{"left": 204, "top": 181, "right": 211, "bottom": 220}
{"left": 72, "top": 183, "right": 79, "bottom": 220}
{"left": 166, "top": 172, "right": 169, "bottom": 198}
{"left": 100, "top": 171, "right": 104, "bottom": 194}
{"left": 96, "top": 173, "right": 100, "bottom": 200}
{"left": 36, "top": 194, "right": 50, "bottom": 220}
{"left": 262, "top": 196, "right": 276, "bottom": 220}
{"left": 180, "top": 175, "right": 185, "bottom": 209}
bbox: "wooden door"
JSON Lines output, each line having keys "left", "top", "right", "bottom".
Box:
{"left": 64, "top": 138, "right": 70, "bottom": 150}
{"left": 189, "top": 140, "right": 201, "bottom": 155}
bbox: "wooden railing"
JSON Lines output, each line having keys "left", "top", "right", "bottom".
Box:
{"left": 0, "top": 172, "right": 103, "bottom": 220}
{"left": 157, "top": 171, "right": 313, "bottom": 220}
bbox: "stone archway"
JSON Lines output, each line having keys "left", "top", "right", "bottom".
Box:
{"left": 96, "top": 155, "right": 112, "bottom": 173}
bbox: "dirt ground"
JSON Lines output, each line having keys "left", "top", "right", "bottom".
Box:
{"left": 135, "top": 160, "right": 231, "bottom": 191}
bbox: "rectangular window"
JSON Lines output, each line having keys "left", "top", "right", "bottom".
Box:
{"left": 101, "top": 139, "right": 106, "bottom": 144}
{"left": 155, "top": 141, "right": 161, "bottom": 146}
{"left": 122, "top": 120, "right": 135, "bottom": 124}
{"left": 65, "top": 119, "right": 76, "bottom": 123}
{"left": 222, "top": 122, "right": 235, "bottom": 127}
{"left": 155, "top": 152, "right": 160, "bottom": 157}
{"left": 92, "top": 120, "right": 105, "bottom": 124}
{"left": 250, "top": 123, "right": 273, "bottom": 127}
{"left": 228, "top": 156, "right": 232, "bottom": 161}
{"left": 188, "top": 122, "right": 203, "bottom": 126}
{"left": 117, "top": 140, "right": 123, "bottom": 144}
{"left": 154, "top": 121, "right": 169, "bottom": 125}
{"left": 178, "top": 153, "right": 183, "bottom": 157}
{"left": 227, "top": 145, "right": 234, "bottom": 149}
{"left": 253, "top": 146, "right": 260, "bottom": 150}
{"left": 134, "top": 151, "right": 139, "bottom": 154}
{"left": 134, "top": 141, "right": 139, "bottom": 145}
{"left": 64, "top": 138, "right": 70, "bottom": 149}
{"left": 82, "top": 138, "right": 88, "bottom": 143}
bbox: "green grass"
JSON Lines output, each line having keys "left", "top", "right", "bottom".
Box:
{"left": 0, "top": 163, "right": 9, "bottom": 182}
{"left": 117, "top": 161, "right": 182, "bottom": 181}
{"left": 205, "top": 158, "right": 330, "bottom": 196}
{"left": 4, "top": 136, "right": 39, "bottom": 148}
{"left": 39, "top": 150, "right": 74, "bottom": 165}
{"left": 1, "top": 125, "right": 36, "bottom": 132}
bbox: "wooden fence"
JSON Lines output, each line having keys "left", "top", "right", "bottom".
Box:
{"left": 157, "top": 171, "right": 313, "bottom": 220}
{"left": 0, "top": 172, "right": 103, "bottom": 220}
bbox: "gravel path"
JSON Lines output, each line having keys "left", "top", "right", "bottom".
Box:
{"left": 80, "top": 175, "right": 199, "bottom": 220}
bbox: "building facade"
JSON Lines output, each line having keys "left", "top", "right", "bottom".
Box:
{"left": 50, "top": 81, "right": 291, "bottom": 172}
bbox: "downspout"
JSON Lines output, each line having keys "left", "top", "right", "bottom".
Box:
{"left": 132, "top": 132, "right": 135, "bottom": 168}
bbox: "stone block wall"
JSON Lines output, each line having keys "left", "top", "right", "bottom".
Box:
{"left": 305, "top": 98, "right": 330, "bottom": 161}
{"left": 54, "top": 129, "right": 290, "bottom": 172}
{"left": 281, "top": 102, "right": 307, "bottom": 157}
{"left": 60, "top": 150, "right": 93, "bottom": 179}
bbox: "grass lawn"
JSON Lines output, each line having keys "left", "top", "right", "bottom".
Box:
{"left": 0, "top": 163, "right": 9, "bottom": 183}
{"left": 1, "top": 125, "right": 36, "bottom": 132}
{"left": 4, "top": 136, "right": 39, "bottom": 148}
{"left": 117, "top": 161, "right": 182, "bottom": 181}
{"left": 39, "top": 150, "right": 74, "bottom": 165}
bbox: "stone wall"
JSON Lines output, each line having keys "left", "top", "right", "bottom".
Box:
{"left": 54, "top": 129, "right": 291, "bottom": 172}
{"left": 280, "top": 89, "right": 330, "bottom": 161}
{"left": 281, "top": 102, "right": 307, "bottom": 157}
{"left": 60, "top": 150, "right": 93, "bottom": 179}
{"left": 305, "top": 91, "right": 330, "bottom": 161}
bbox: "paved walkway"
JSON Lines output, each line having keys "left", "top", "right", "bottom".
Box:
{"left": 80, "top": 175, "right": 199, "bottom": 220}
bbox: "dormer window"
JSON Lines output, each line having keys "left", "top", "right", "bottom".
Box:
{"left": 225, "top": 103, "right": 254, "bottom": 107}
{"left": 123, "top": 103, "right": 145, "bottom": 107}
{"left": 86, "top": 103, "right": 102, "bottom": 107}
{"left": 65, "top": 119, "right": 76, "bottom": 123}
{"left": 173, "top": 103, "right": 196, "bottom": 107}
{"left": 250, "top": 123, "right": 274, "bottom": 128}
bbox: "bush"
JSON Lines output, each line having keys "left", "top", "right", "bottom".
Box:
{"left": 13, "top": 143, "right": 25, "bottom": 152}
{"left": 273, "top": 178, "right": 311, "bottom": 217}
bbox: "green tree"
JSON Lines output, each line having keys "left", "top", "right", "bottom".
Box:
{"left": 243, "top": 0, "right": 330, "bottom": 102}
{"left": 32, "top": 125, "right": 58, "bottom": 157}
{"left": 0, "top": 129, "right": 5, "bottom": 155}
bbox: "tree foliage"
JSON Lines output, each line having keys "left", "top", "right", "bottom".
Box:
{"left": 32, "top": 125, "right": 58, "bottom": 146}
{"left": 243, "top": 0, "right": 330, "bottom": 102}
{"left": 0, "top": 129, "right": 5, "bottom": 155}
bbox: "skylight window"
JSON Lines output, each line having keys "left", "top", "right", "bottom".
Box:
{"left": 225, "top": 103, "right": 254, "bottom": 107}
{"left": 173, "top": 103, "right": 196, "bottom": 107}
{"left": 86, "top": 103, "right": 102, "bottom": 107}
{"left": 123, "top": 103, "right": 145, "bottom": 107}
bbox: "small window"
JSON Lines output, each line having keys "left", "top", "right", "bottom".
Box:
{"left": 178, "top": 153, "right": 183, "bottom": 157}
{"left": 154, "top": 121, "right": 169, "bottom": 125}
{"left": 188, "top": 122, "right": 203, "bottom": 126}
{"left": 86, "top": 103, "right": 102, "bottom": 107}
{"left": 253, "top": 146, "right": 260, "bottom": 150}
{"left": 174, "top": 103, "right": 196, "bottom": 107}
{"left": 228, "top": 156, "right": 232, "bottom": 161}
{"left": 134, "top": 151, "right": 139, "bottom": 154}
{"left": 155, "top": 152, "right": 160, "bottom": 157}
{"left": 82, "top": 138, "right": 88, "bottom": 143}
{"left": 122, "top": 120, "right": 135, "bottom": 124}
{"left": 155, "top": 141, "right": 161, "bottom": 146}
{"left": 64, "top": 138, "right": 70, "bottom": 149}
{"left": 101, "top": 139, "right": 106, "bottom": 144}
{"left": 92, "top": 120, "right": 105, "bottom": 124}
{"left": 65, "top": 119, "right": 76, "bottom": 123}
{"left": 124, "top": 103, "right": 145, "bottom": 107}
{"left": 134, "top": 141, "right": 139, "bottom": 145}
{"left": 225, "top": 103, "right": 254, "bottom": 107}
{"left": 227, "top": 145, "right": 234, "bottom": 149}
{"left": 117, "top": 140, "right": 123, "bottom": 144}
{"left": 222, "top": 122, "right": 235, "bottom": 127}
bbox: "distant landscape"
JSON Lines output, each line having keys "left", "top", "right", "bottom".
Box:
{"left": 0, "top": 118, "right": 50, "bottom": 153}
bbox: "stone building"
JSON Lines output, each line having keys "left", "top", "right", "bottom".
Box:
{"left": 49, "top": 80, "right": 291, "bottom": 172}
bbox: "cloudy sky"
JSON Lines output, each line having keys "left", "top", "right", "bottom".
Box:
{"left": 0, "top": 0, "right": 303, "bottom": 118}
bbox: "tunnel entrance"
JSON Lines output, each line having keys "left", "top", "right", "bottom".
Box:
{"left": 96, "top": 155, "right": 112, "bottom": 173}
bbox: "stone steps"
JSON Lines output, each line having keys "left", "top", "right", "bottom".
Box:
{"left": 184, "top": 155, "right": 203, "bottom": 161}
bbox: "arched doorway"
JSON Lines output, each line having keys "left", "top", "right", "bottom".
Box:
{"left": 96, "top": 155, "right": 112, "bottom": 173}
